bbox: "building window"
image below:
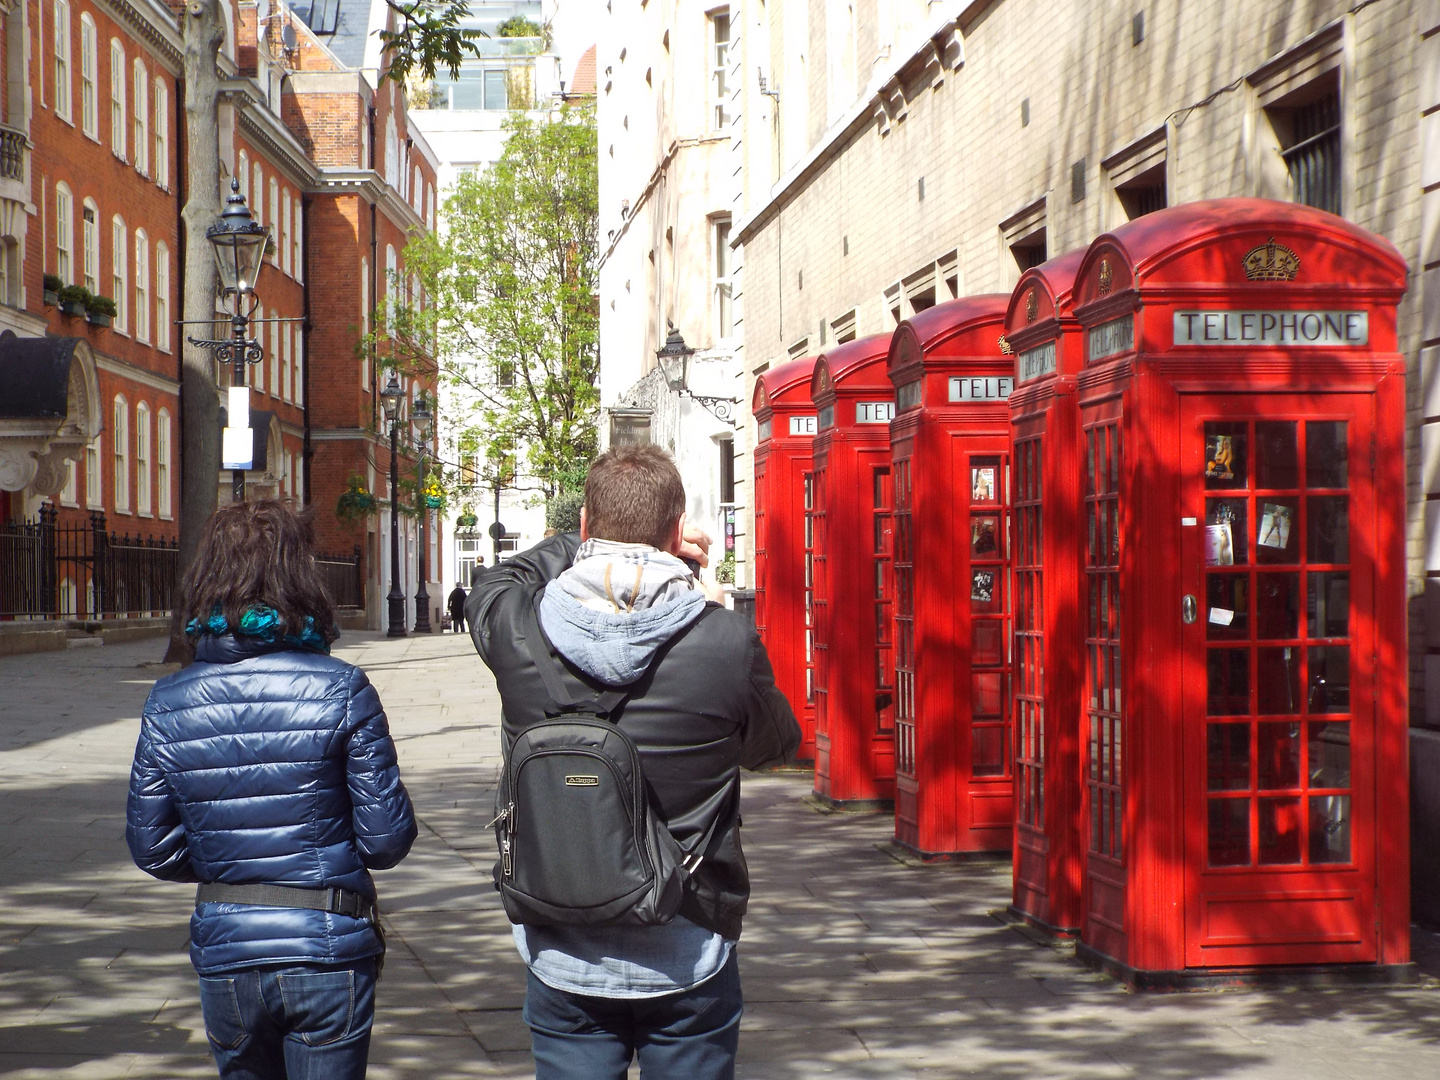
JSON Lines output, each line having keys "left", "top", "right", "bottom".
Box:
{"left": 85, "top": 437, "right": 101, "bottom": 508}
{"left": 134, "top": 229, "right": 149, "bottom": 343}
{"left": 294, "top": 326, "right": 304, "bottom": 406}
{"left": 155, "top": 242, "right": 170, "bottom": 352}
{"left": 713, "top": 215, "right": 733, "bottom": 341}
{"left": 54, "top": 0, "right": 72, "bottom": 122}
{"left": 252, "top": 161, "right": 264, "bottom": 225}
{"left": 109, "top": 39, "right": 126, "bottom": 159}
{"left": 61, "top": 459, "right": 78, "bottom": 506}
{"left": 269, "top": 312, "right": 279, "bottom": 396}
{"left": 81, "top": 198, "right": 98, "bottom": 292}
{"left": 112, "top": 395, "right": 130, "bottom": 512}
{"left": 267, "top": 177, "right": 278, "bottom": 254}
{"left": 238, "top": 150, "right": 249, "bottom": 200}
{"left": 385, "top": 244, "right": 398, "bottom": 327}
{"left": 55, "top": 184, "right": 74, "bottom": 284}
{"left": 282, "top": 318, "right": 291, "bottom": 401}
{"left": 484, "top": 69, "right": 507, "bottom": 110}
{"left": 281, "top": 188, "right": 292, "bottom": 274}
{"left": 427, "top": 185, "right": 435, "bottom": 231}
{"left": 153, "top": 78, "right": 168, "bottom": 187}
{"left": 1278, "top": 90, "right": 1341, "bottom": 216}
{"left": 292, "top": 198, "right": 303, "bottom": 282}
{"left": 135, "top": 401, "right": 151, "bottom": 516}
{"left": 79, "top": 14, "right": 96, "bottom": 137}
{"left": 1010, "top": 231, "right": 1047, "bottom": 272}
{"left": 710, "top": 10, "right": 731, "bottom": 130}
{"left": 157, "top": 407, "right": 171, "bottom": 518}
{"left": 132, "top": 59, "right": 148, "bottom": 175}
{"left": 111, "top": 216, "right": 127, "bottom": 332}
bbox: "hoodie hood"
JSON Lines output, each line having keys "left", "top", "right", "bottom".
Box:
{"left": 538, "top": 538, "right": 707, "bottom": 686}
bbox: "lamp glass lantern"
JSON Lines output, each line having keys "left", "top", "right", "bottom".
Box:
{"left": 380, "top": 373, "right": 404, "bottom": 425}
{"left": 655, "top": 324, "right": 694, "bottom": 392}
{"left": 412, "top": 394, "right": 434, "bottom": 443}
{"left": 207, "top": 178, "right": 269, "bottom": 301}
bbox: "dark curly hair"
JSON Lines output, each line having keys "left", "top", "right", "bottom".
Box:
{"left": 180, "top": 499, "right": 340, "bottom": 644}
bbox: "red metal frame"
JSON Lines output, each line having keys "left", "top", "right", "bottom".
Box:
{"left": 1066, "top": 198, "right": 1409, "bottom": 980}
{"left": 753, "top": 356, "right": 820, "bottom": 764}
{"left": 810, "top": 334, "right": 898, "bottom": 807}
{"left": 887, "top": 296, "right": 1016, "bottom": 855}
{"left": 1004, "top": 248, "right": 1089, "bottom": 932}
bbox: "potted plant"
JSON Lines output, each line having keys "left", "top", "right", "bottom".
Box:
{"left": 456, "top": 508, "right": 479, "bottom": 529}
{"left": 335, "top": 474, "right": 379, "bottom": 524}
{"left": 715, "top": 552, "right": 736, "bottom": 585}
{"left": 42, "top": 274, "right": 62, "bottom": 306}
{"left": 422, "top": 476, "right": 445, "bottom": 510}
{"left": 85, "top": 293, "right": 117, "bottom": 327}
{"left": 57, "top": 284, "right": 91, "bottom": 318}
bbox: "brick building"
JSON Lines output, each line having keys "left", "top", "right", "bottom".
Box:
{"left": 0, "top": 0, "right": 439, "bottom": 631}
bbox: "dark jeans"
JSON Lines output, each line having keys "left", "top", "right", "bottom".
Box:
{"left": 523, "top": 949, "right": 742, "bottom": 1080}
{"left": 197, "top": 959, "right": 376, "bottom": 1080}
{"left": 450, "top": 612, "right": 467, "bottom": 633}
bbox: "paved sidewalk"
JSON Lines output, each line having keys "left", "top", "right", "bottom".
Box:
{"left": 4, "top": 632, "right": 1440, "bottom": 1078}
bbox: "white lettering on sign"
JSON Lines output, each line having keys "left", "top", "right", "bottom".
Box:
{"left": 948, "top": 376, "right": 1015, "bottom": 402}
{"left": 855, "top": 401, "right": 896, "bottom": 424}
{"left": 1173, "top": 310, "right": 1369, "bottom": 346}
{"left": 1017, "top": 341, "right": 1057, "bottom": 383}
{"left": 1088, "top": 315, "right": 1135, "bottom": 361}
{"left": 789, "top": 415, "right": 818, "bottom": 436}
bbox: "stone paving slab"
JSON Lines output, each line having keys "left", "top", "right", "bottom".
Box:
{"left": 6, "top": 632, "right": 1440, "bottom": 1079}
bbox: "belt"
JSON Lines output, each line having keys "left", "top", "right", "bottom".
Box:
{"left": 195, "top": 883, "right": 375, "bottom": 921}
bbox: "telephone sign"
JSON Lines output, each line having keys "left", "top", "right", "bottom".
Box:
{"left": 949, "top": 376, "right": 1015, "bottom": 401}
{"left": 1172, "top": 309, "right": 1368, "bottom": 346}
{"left": 855, "top": 401, "right": 895, "bottom": 424}
{"left": 789, "top": 415, "right": 818, "bottom": 435}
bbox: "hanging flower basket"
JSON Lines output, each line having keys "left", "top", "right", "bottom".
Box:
{"left": 425, "top": 494, "right": 443, "bottom": 508}
{"left": 457, "top": 511, "right": 479, "bottom": 528}
{"left": 336, "top": 476, "right": 379, "bottom": 524}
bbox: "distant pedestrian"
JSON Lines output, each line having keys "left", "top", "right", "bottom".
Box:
{"left": 126, "top": 499, "right": 416, "bottom": 1080}
{"left": 448, "top": 582, "right": 468, "bottom": 634}
{"left": 471, "top": 556, "right": 488, "bottom": 587}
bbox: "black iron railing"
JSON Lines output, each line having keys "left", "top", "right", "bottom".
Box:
{"left": 0, "top": 505, "right": 179, "bottom": 619}
{"left": 317, "top": 546, "right": 364, "bottom": 610}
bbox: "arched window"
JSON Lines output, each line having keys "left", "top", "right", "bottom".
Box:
{"left": 155, "top": 242, "right": 170, "bottom": 352}
{"left": 153, "top": 77, "right": 168, "bottom": 187}
{"left": 79, "top": 14, "right": 97, "bottom": 137}
{"left": 252, "top": 161, "right": 264, "bottom": 224}
{"left": 80, "top": 197, "right": 98, "bottom": 292}
{"left": 412, "top": 165, "right": 421, "bottom": 208}
{"left": 85, "top": 436, "right": 101, "bottom": 508}
{"left": 269, "top": 312, "right": 279, "bottom": 395}
{"left": 293, "top": 325, "right": 304, "bottom": 407}
{"left": 109, "top": 39, "right": 126, "bottom": 159}
{"left": 384, "top": 115, "right": 398, "bottom": 186}
{"left": 238, "top": 150, "right": 249, "bottom": 200}
{"left": 292, "top": 196, "right": 302, "bottom": 282}
{"left": 267, "top": 176, "right": 278, "bottom": 252}
{"left": 281, "top": 187, "right": 291, "bottom": 274}
{"left": 53, "top": 0, "right": 72, "bottom": 122}
{"left": 135, "top": 401, "right": 151, "bottom": 516}
{"left": 132, "top": 59, "right": 148, "bottom": 175}
{"left": 112, "top": 395, "right": 130, "bottom": 512}
{"left": 111, "top": 215, "right": 127, "bottom": 332}
{"left": 385, "top": 244, "right": 397, "bottom": 327}
{"left": 55, "top": 183, "right": 74, "bottom": 284}
{"left": 157, "top": 407, "right": 171, "bottom": 518}
{"left": 281, "top": 314, "right": 291, "bottom": 401}
{"left": 134, "top": 228, "right": 149, "bottom": 343}
{"left": 250, "top": 304, "right": 263, "bottom": 390}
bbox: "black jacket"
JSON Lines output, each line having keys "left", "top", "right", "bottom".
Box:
{"left": 465, "top": 532, "right": 799, "bottom": 939}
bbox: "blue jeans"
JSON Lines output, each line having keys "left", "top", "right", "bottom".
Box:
{"left": 524, "top": 948, "right": 742, "bottom": 1080}
{"left": 197, "top": 959, "right": 376, "bottom": 1080}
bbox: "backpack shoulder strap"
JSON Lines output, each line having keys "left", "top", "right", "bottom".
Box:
{"left": 523, "top": 597, "right": 629, "bottom": 719}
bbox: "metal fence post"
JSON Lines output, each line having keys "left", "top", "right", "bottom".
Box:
{"left": 39, "top": 503, "right": 57, "bottom": 617}
{"left": 89, "top": 510, "right": 107, "bottom": 618}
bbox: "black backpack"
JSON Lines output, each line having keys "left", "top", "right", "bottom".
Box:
{"left": 491, "top": 606, "right": 714, "bottom": 927}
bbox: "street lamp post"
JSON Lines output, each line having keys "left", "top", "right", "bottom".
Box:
{"left": 191, "top": 178, "right": 269, "bottom": 501}
{"left": 380, "top": 373, "right": 407, "bottom": 638}
{"left": 411, "top": 395, "right": 434, "bottom": 634}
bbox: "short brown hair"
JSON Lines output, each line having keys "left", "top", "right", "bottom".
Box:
{"left": 583, "top": 445, "right": 686, "bottom": 549}
{"left": 180, "top": 499, "right": 340, "bottom": 644}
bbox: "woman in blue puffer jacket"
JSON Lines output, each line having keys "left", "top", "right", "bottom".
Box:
{"left": 127, "top": 499, "right": 417, "bottom": 1079}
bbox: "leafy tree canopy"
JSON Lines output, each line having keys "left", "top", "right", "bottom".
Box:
{"left": 496, "top": 15, "right": 543, "bottom": 38}
{"left": 384, "top": 105, "right": 599, "bottom": 501}
{"left": 378, "top": 0, "right": 488, "bottom": 83}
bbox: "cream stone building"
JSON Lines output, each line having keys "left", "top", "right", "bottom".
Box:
{"left": 596, "top": 0, "right": 743, "bottom": 563}
{"left": 721, "top": 0, "right": 1439, "bottom": 911}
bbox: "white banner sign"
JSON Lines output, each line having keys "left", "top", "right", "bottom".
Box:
{"left": 949, "top": 376, "right": 1015, "bottom": 402}
{"left": 1174, "top": 310, "right": 1369, "bottom": 346}
{"left": 855, "top": 401, "right": 896, "bottom": 424}
{"left": 789, "top": 415, "right": 818, "bottom": 435}
{"left": 1017, "top": 341, "right": 1057, "bottom": 382}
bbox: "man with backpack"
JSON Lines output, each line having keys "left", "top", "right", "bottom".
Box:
{"left": 465, "top": 444, "right": 799, "bottom": 1080}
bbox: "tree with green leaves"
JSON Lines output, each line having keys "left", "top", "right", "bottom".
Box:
{"left": 391, "top": 104, "right": 600, "bottom": 502}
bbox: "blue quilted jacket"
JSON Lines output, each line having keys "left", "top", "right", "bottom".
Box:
{"left": 125, "top": 633, "right": 417, "bottom": 975}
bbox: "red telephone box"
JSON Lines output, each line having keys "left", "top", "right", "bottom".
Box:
{"left": 753, "top": 356, "right": 820, "bottom": 763}
{"left": 887, "top": 295, "right": 1015, "bottom": 856}
{"left": 1004, "top": 249, "right": 1089, "bottom": 933}
{"left": 810, "top": 334, "right": 897, "bottom": 807}
{"left": 1069, "top": 198, "right": 1409, "bottom": 983}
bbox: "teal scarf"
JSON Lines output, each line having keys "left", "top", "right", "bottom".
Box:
{"left": 186, "top": 606, "right": 331, "bottom": 654}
